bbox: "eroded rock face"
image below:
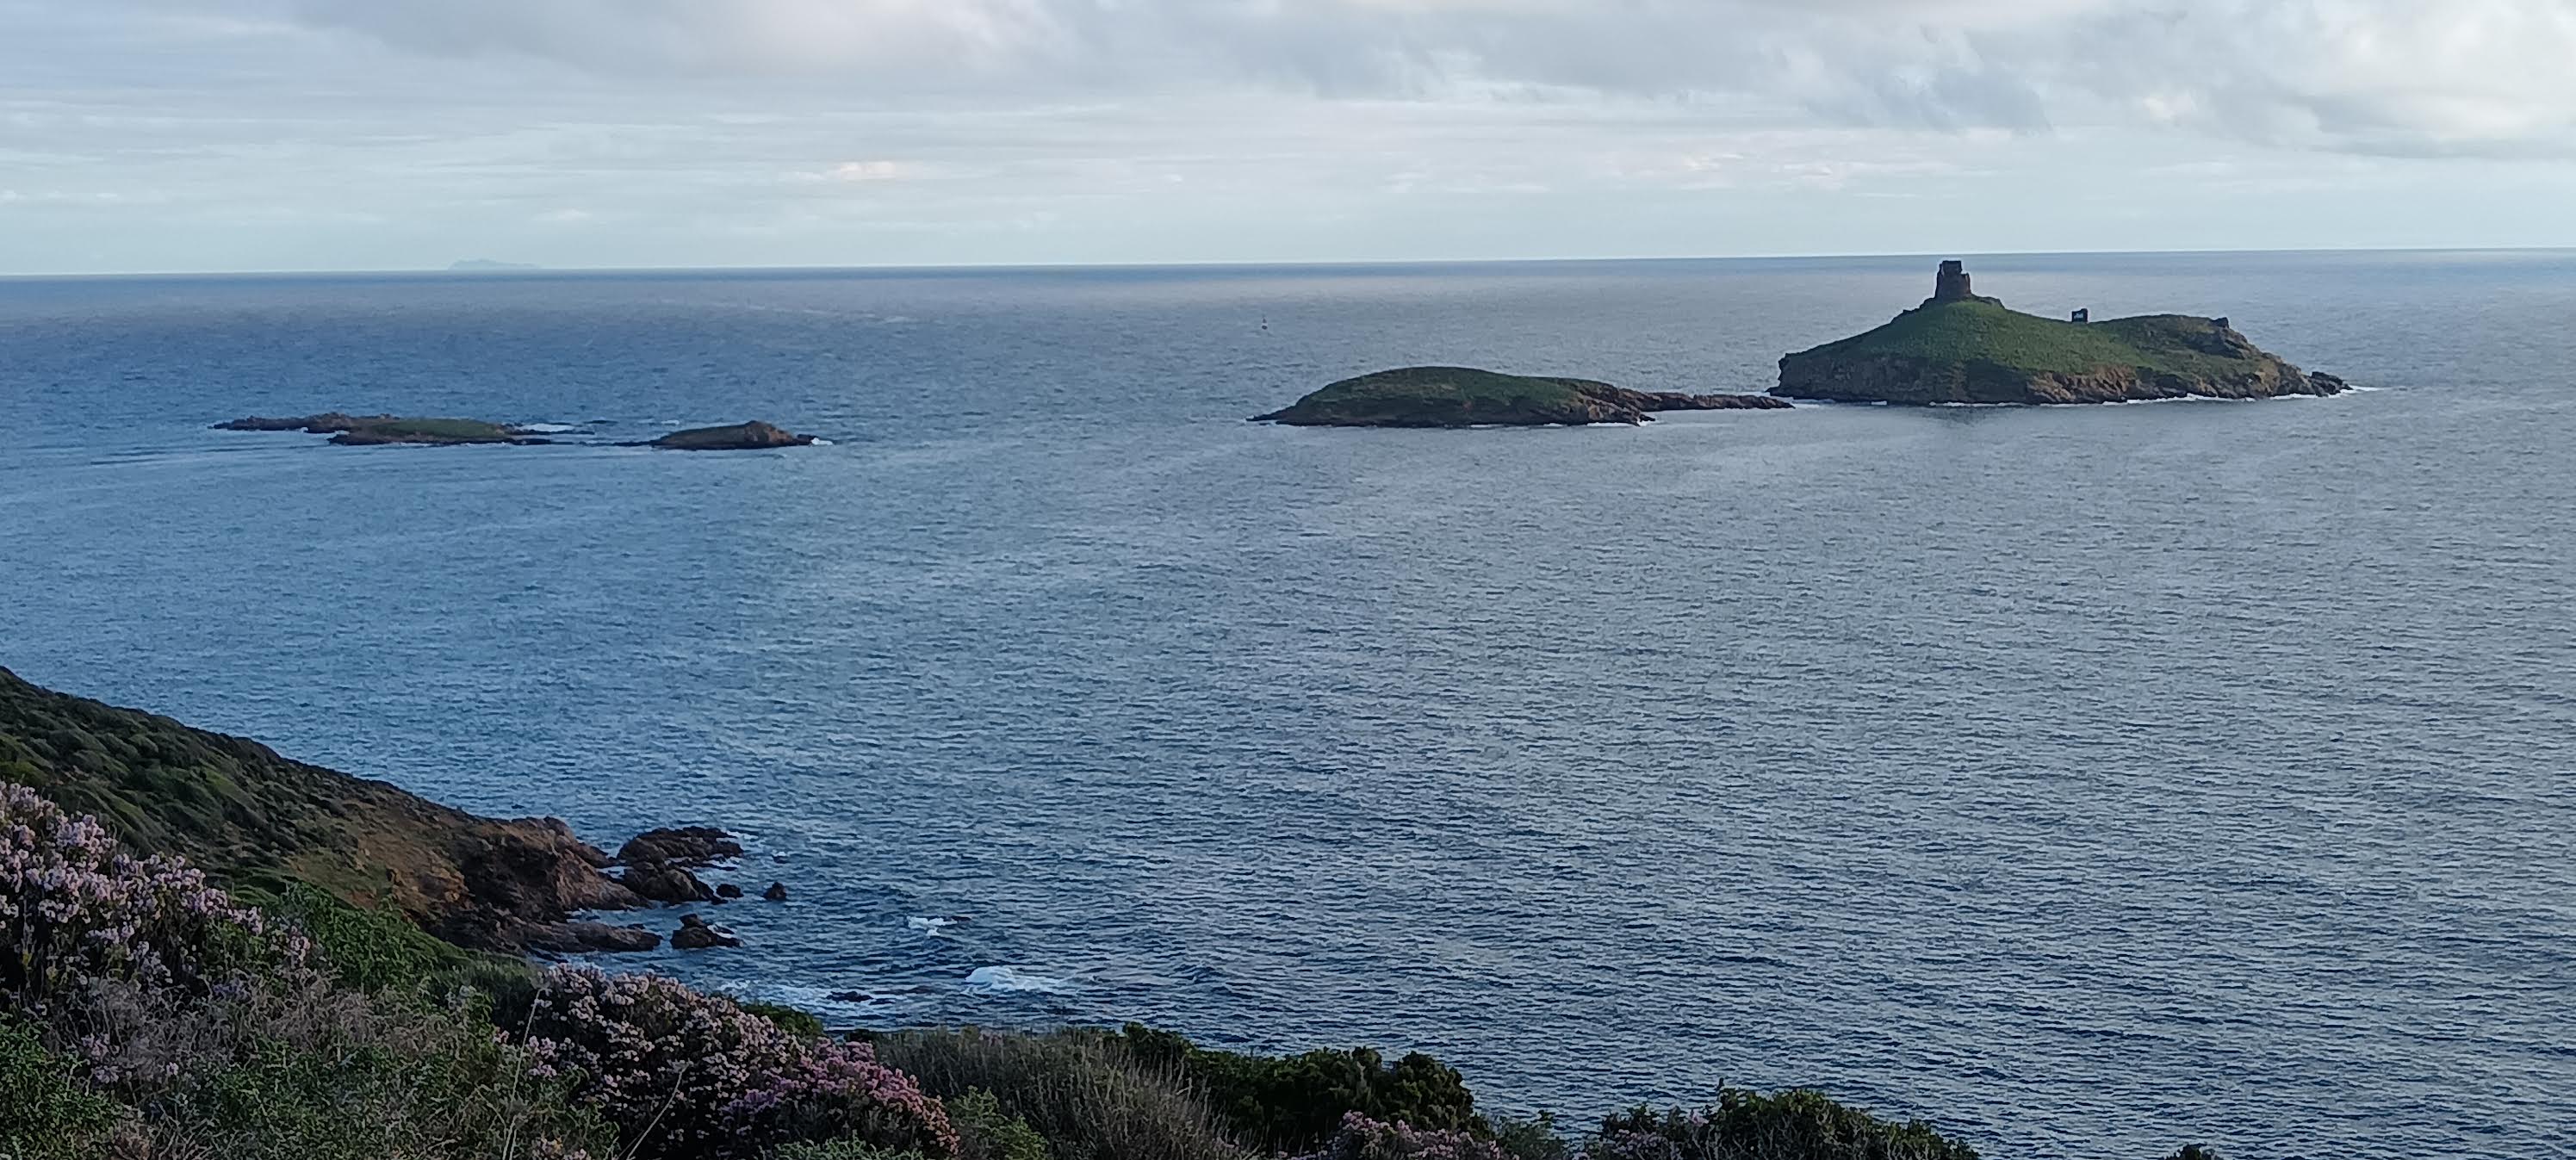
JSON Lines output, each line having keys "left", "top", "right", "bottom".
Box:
{"left": 616, "top": 826, "right": 743, "bottom": 868}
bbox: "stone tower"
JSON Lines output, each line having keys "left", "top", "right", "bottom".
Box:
{"left": 1933, "top": 260, "right": 1974, "bottom": 302}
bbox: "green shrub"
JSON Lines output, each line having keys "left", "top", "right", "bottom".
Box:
{"left": 1116, "top": 1024, "right": 1480, "bottom": 1152}
{"left": 139, "top": 1007, "right": 614, "bottom": 1160}
{"left": 950, "top": 1087, "right": 1050, "bottom": 1160}
{"left": 1491, "top": 1113, "right": 1574, "bottom": 1160}
{"left": 875, "top": 1028, "right": 1246, "bottom": 1160}
{"left": 0, "top": 1015, "right": 122, "bottom": 1160}
{"left": 1587, "top": 1089, "right": 1978, "bottom": 1160}
{"left": 746, "top": 1000, "right": 830, "bottom": 1039}
{"left": 235, "top": 877, "right": 479, "bottom": 993}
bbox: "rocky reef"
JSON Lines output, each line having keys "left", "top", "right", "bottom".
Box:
{"left": 1774, "top": 262, "right": 2349, "bottom": 405}
{"left": 648, "top": 420, "right": 817, "bottom": 450}
{"left": 1255, "top": 366, "right": 1791, "bottom": 427}
{"left": 215, "top": 413, "right": 549, "bottom": 445}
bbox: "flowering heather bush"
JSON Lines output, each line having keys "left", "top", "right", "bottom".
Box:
{"left": 1, "top": 782, "right": 303, "bottom": 1013}
{"left": 524, "top": 965, "right": 955, "bottom": 1159}
{"left": 1294, "top": 1112, "right": 1508, "bottom": 1160}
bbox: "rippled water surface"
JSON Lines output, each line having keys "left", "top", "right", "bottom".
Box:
{"left": 3, "top": 252, "right": 2573, "bottom": 1158}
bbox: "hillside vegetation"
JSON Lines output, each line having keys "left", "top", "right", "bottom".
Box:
{"left": 0, "top": 666, "right": 630, "bottom": 948}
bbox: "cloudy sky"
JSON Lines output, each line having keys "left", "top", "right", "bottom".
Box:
{"left": 4, "top": 0, "right": 2574, "bottom": 273}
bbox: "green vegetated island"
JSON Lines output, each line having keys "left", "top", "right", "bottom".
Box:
{"left": 0, "top": 665, "right": 2233, "bottom": 1160}
{"left": 1253, "top": 367, "right": 1791, "bottom": 427}
{"left": 1772, "top": 263, "right": 2346, "bottom": 405}
{"left": 216, "top": 413, "right": 818, "bottom": 450}
{"left": 1254, "top": 263, "right": 2343, "bottom": 425}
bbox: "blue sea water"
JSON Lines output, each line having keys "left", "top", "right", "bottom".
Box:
{"left": 2, "top": 251, "right": 2573, "bottom": 1159}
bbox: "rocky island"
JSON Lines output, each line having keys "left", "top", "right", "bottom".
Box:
{"left": 1255, "top": 365, "right": 1791, "bottom": 427}
{"left": 214, "top": 413, "right": 549, "bottom": 445}
{"left": 218, "top": 413, "right": 822, "bottom": 450}
{"left": 646, "top": 419, "right": 818, "bottom": 450}
{"left": 1774, "top": 262, "right": 2349, "bottom": 405}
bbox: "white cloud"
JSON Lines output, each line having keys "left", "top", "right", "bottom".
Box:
{"left": 135, "top": 0, "right": 2573, "bottom": 155}
{"left": 4, "top": 0, "right": 2575, "bottom": 270}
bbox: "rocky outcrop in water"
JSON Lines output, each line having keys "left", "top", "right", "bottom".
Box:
{"left": 525, "top": 921, "right": 664, "bottom": 954}
{"left": 671, "top": 913, "right": 742, "bottom": 950}
{"left": 648, "top": 421, "right": 816, "bottom": 450}
{"left": 617, "top": 826, "right": 743, "bottom": 867}
{"left": 215, "top": 413, "right": 549, "bottom": 445}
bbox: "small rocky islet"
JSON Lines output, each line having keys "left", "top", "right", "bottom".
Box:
{"left": 214, "top": 413, "right": 818, "bottom": 450}
{"left": 1772, "top": 261, "right": 2347, "bottom": 405}
{"left": 1253, "top": 365, "right": 1792, "bottom": 427}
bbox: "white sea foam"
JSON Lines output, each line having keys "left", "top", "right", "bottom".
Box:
{"left": 906, "top": 915, "right": 954, "bottom": 934}
{"left": 963, "top": 965, "right": 1071, "bottom": 994}
{"left": 518, "top": 423, "right": 581, "bottom": 433}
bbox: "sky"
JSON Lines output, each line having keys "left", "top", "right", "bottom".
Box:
{"left": 4, "top": 0, "right": 2576, "bottom": 274}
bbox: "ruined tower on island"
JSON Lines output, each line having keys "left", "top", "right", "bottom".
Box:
{"left": 1927, "top": 259, "right": 2002, "bottom": 307}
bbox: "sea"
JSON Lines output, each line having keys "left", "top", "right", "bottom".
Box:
{"left": 1, "top": 251, "right": 2570, "bottom": 1159}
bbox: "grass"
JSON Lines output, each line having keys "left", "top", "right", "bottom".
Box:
{"left": 1792, "top": 301, "right": 2259, "bottom": 379}
{"left": 872, "top": 1028, "right": 1251, "bottom": 1160}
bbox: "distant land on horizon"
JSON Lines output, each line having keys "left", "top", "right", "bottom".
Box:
{"left": 6, "top": 244, "right": 2574, "bottom": 282}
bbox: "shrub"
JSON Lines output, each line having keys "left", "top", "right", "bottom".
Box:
{"left": 876, "top": 1027, "right": 1247, "bottom": 1160}
{"left": 1, "top": 781, "right": 301, "bottom": 1013}
{"left": 0, "top": 1014, "right": 121, "bottom": 1159}
{"left": 234, "top": 876, "right": 477, "bottom": 993}
{"left": 949, "top": 1087, "right": 1051, "bottom": 1160}
{"left": 1587, "top": 1089, "right": 1980, "bottom": 1160}
{"left": 1490, "top": 1113, "right": 1574, "bottom": 1160}
{"left": 1117, "top": 1024, "right": 1481, "bottom": 1152}
{"left": 745, "top": 999, "right": 829, "bottom": 1039}
{"left": 1297, "top": 1112, "right": 1507, "bottom": 1160}
{"left": 523, "top": 966, "right": 954, "bottom": 1159}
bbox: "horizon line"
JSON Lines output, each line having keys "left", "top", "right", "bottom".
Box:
{"left": 5, "top": 243, "right": 2572, "bottom": 282}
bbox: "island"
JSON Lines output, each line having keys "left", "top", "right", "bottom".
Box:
{"left": 1253, "top": 365, "right": 1791, "bottom": 427}
{"left": 1773, "top": 262, "right": 2349, "bottom": 405}
{"left": 645, "top": 419, "right": 818, "bottom": 450}
{"left": 214, "top": 413, "right": 549, "bottom": 445}
{"left": 216, "top": 413, "right": 822, "bottom": 450}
